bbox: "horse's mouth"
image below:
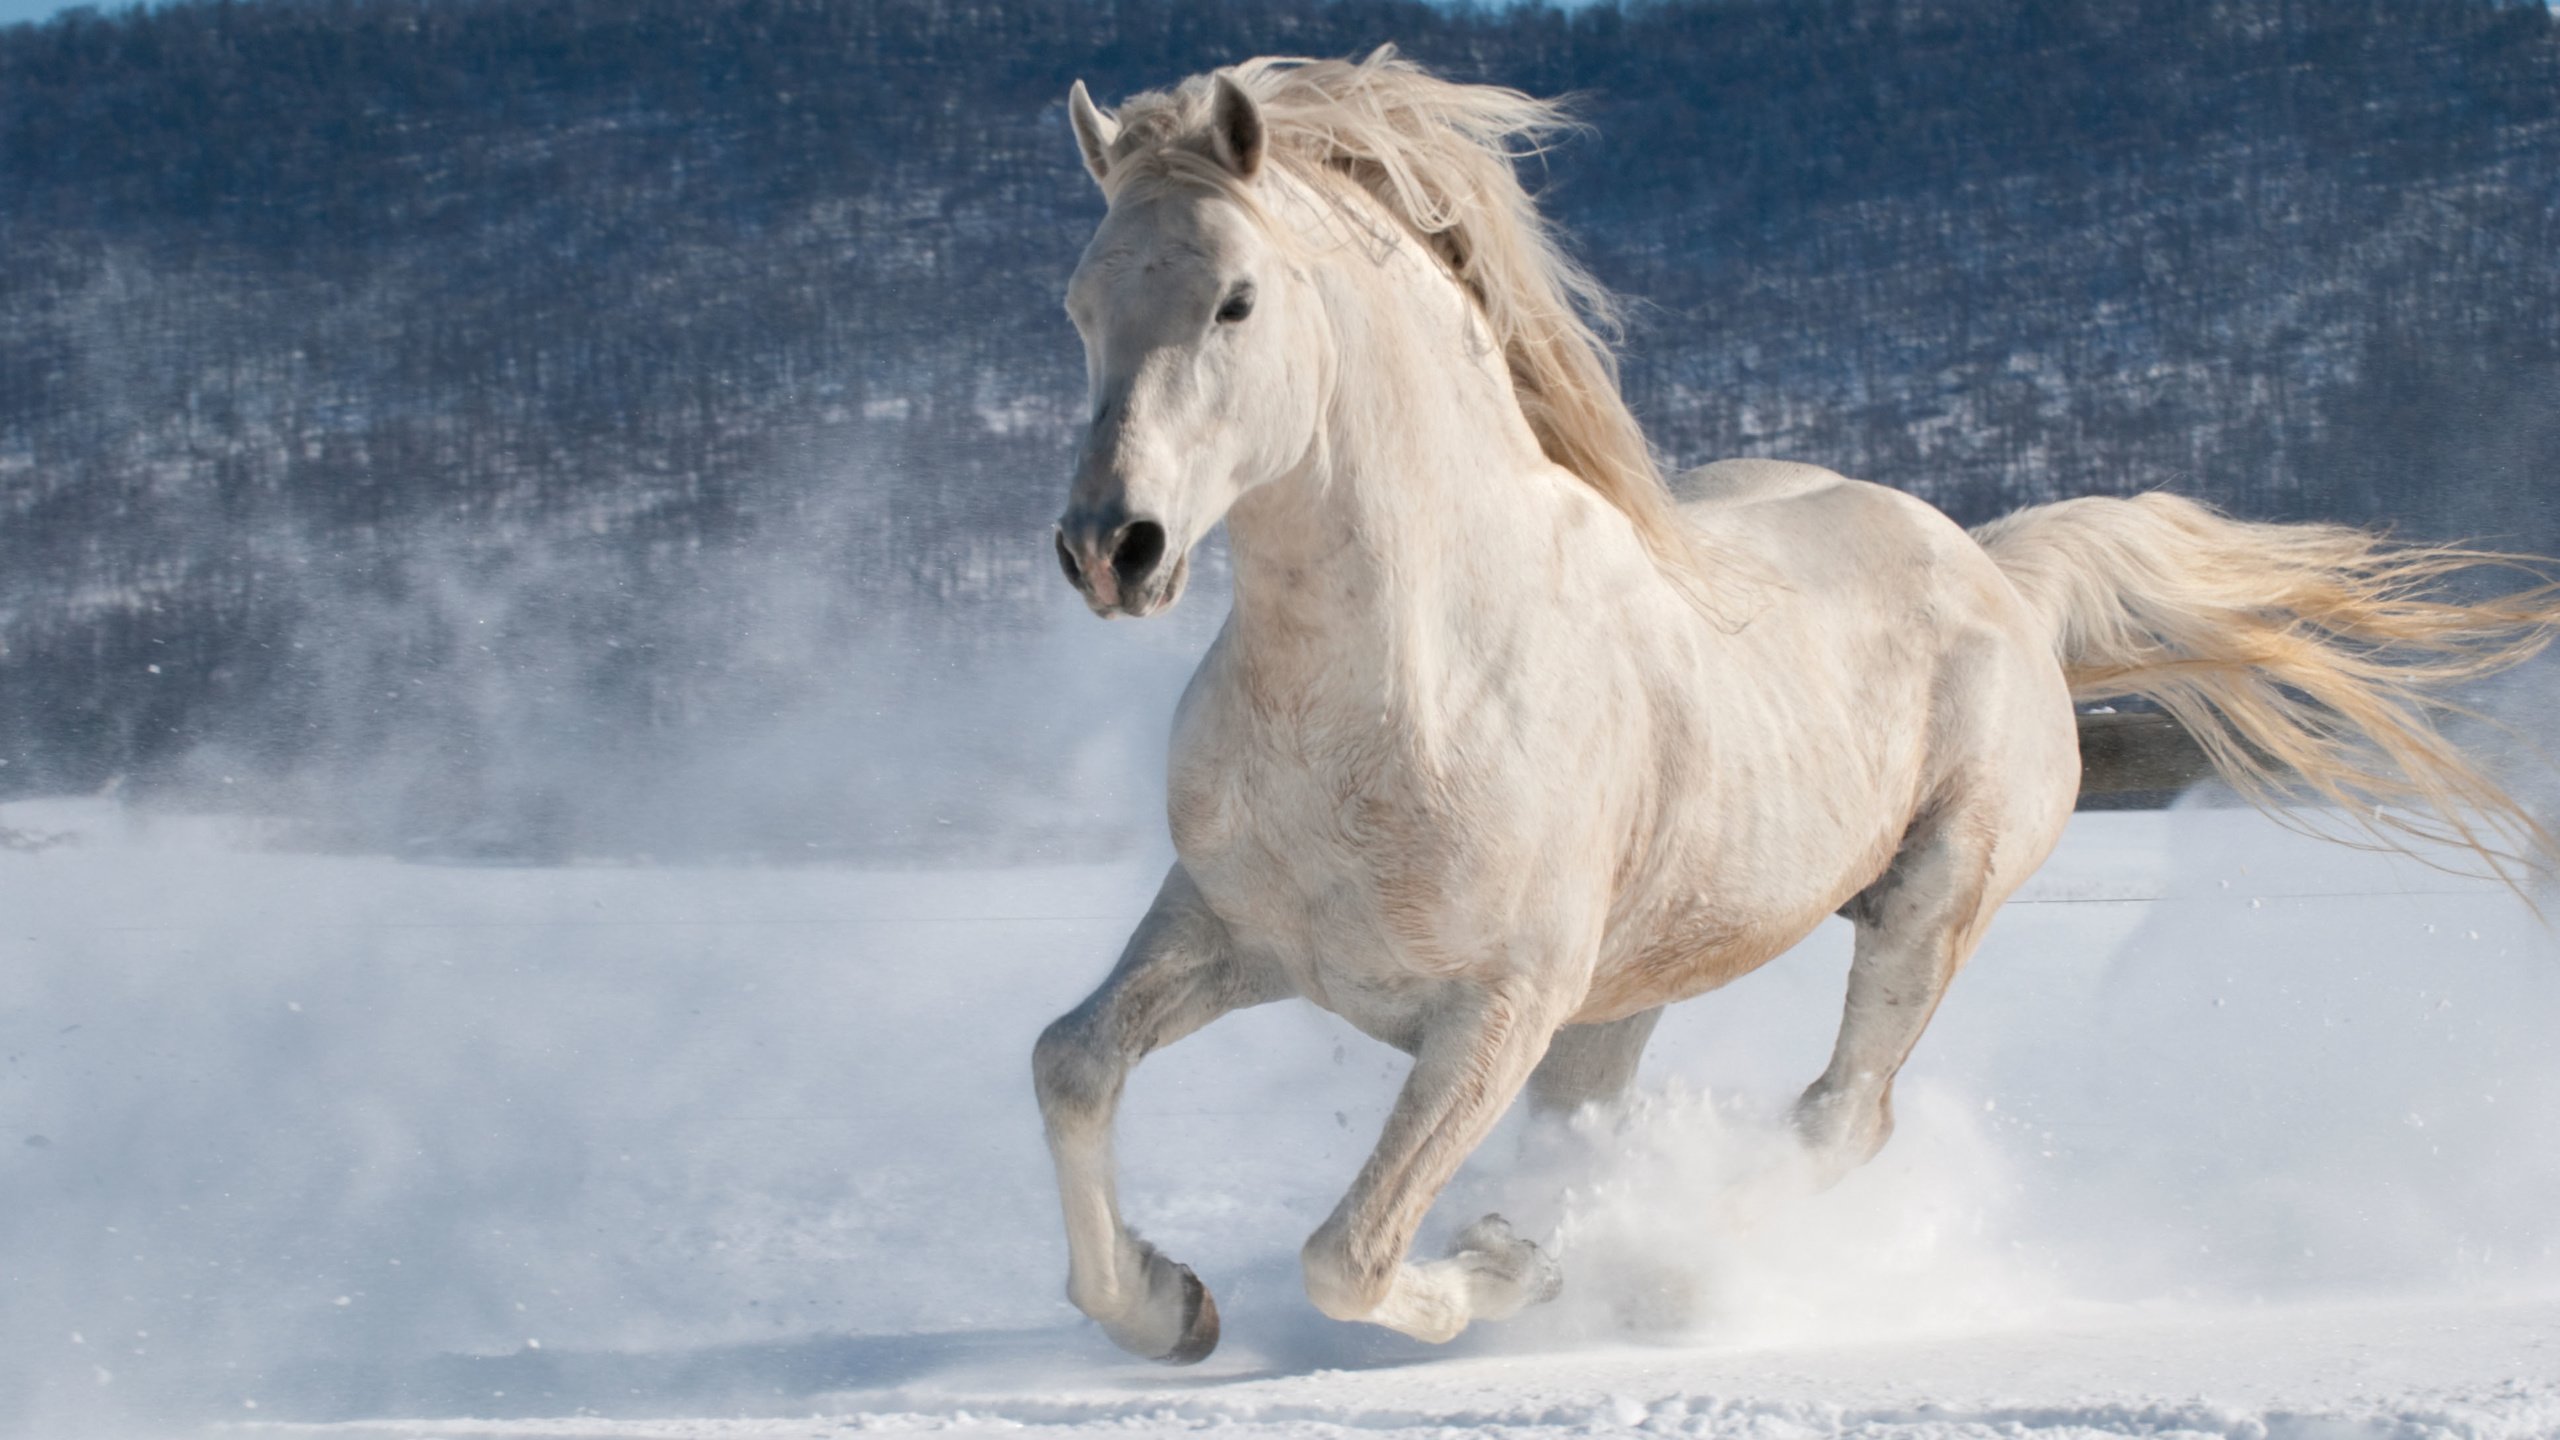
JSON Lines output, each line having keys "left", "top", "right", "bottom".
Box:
{"left": 1085, "top": 549, "right": 1190, "bottom": 619}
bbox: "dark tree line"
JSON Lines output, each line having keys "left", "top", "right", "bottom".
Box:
{"left": 2, "top": 0, "right": 2556, "bottom": 851}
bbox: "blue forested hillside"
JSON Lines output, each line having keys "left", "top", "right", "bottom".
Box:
{"left": 3, "top": 0, "right": 2556, "bottom": 852}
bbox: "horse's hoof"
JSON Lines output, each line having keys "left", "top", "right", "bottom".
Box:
{"left": 1451, "top": 1213, "right": 1563, "bottom": 1315}
{"left": 1093, "top": 1248, "right": 1221, "bottom": 1364}
{"left": 1155, "top": 1263, "right": 1220, "bottom": 1365}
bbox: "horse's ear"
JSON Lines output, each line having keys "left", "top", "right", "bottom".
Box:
{"left": 1068, "top": 80, "right": 1119, "bottom": 186}
{"left": 1209, "top": 73, "right": 1264, "bottom": 180}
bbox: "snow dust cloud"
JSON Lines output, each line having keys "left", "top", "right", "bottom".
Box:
{"left": 127, "top": 435, "right": 1227, "bottom": 868}
{"left": 1435, "top": 793, "right": 2560, "bottom": 1368}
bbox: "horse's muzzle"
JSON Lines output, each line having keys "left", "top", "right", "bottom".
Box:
{"left": 1056, "top": 508, "right": 1186, "bottom": 617}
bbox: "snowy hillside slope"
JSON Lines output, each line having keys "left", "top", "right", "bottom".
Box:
{"left": 3, "top": 800, "right": 2557, "bottom": 1437}
{"left": 9, "top": 0, "right": 2560, "bottom": 809}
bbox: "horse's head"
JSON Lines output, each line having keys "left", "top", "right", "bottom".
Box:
{"left": 1053, "top": 75, "right": 1325, "bottom": 619}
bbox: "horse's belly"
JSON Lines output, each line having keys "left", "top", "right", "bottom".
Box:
{"left": 1570, "top": 771, "right": 1918, "bottom": 1023}
{"left": 1573, "top": 891, "right": 1839, "bottom": 1024}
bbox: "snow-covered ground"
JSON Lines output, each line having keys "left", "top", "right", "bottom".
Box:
{"left": 4, "top": 796, "right": 2558, "bottom": 1438}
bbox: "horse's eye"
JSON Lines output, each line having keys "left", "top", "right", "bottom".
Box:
{"left": 1216, "top": 289, "right": 1255, "bottom": 324}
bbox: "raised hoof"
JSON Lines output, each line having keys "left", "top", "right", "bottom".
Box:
{"left": 1156, "top": 1263, "right": 1220, "bottom": 1365}
{"left": 1450, "top": 1213, "right": 1563, "bottom": 1316}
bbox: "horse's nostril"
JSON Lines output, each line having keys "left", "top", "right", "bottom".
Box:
{"left": 1112, "top": 521, "right": 1168, "bottom": 591}
{"left": 1055, "top": 530, "right": 1083, "bottom": 587}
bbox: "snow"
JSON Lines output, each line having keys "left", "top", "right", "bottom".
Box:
{"left": 3, "top": 797, "right": 2557, "bottom": 1438}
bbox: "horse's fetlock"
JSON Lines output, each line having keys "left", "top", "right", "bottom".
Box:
{"left": 1065, "top": 1270, "right": 1120, "bottom": 1320}
{"left": 1866, "top": 1089, "right": 1898, "bottom": 1156}
{"left": 1300, "top": 1223, "right": 1393, "bottom": 1322}
{"left": 1066, "top": 1242, "right": 1149, "bottom": 1321}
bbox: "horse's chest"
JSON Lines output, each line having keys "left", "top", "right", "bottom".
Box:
{"left": 1167, "top": 700, "right": 1535, "bottom": 1013}
{"left": 1172, "top": 725, "right": 1416, "bottom": 917}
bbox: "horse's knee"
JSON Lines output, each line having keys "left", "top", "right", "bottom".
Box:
{"left": 1300, "top": 1219, "right": 1394, "bottom": 1322}
{"left": 1032, "top": 1012, "right": 1114, "bottom": 1121}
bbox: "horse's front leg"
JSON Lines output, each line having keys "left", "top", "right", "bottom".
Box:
{"left": 1300, "top": 976, "right": 1571, "bottom": 1342}
{"left": 1033, "top": 864, "right": 1288, "bottom": 1364}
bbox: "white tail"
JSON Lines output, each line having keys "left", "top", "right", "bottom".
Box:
{"left": 1976, "top": 492, "right": 2560, "bottom": 883}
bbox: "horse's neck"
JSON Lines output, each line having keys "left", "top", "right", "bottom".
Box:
{"left": 1219, "top": 219, "right": 1597, "bottom": 704}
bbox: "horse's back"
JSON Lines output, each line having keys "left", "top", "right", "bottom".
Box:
{"left": 1675, "top": 459, "right": 2003, "bottom": 609}
{"left": 1672, "top": 457, "right": 1853, "bottom": 509}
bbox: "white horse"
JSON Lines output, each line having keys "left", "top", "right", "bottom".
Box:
{"left": 1031, "top": 51, "right": 2559, "bottom": 1363}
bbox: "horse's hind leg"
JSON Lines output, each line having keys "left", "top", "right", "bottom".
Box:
{"left": 1527, "top": 1007, "right": 1662, "bottom": 1114}
{"left": 1793, "top": 802, "right": 2036, "bottom": 1184}
{"left": 1033, "top": 864, "right": 1288, "bottom": 1363}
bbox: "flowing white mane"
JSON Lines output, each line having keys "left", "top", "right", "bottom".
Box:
{"left": 1095, "top": 48, "right": 1754, "bottom": 620}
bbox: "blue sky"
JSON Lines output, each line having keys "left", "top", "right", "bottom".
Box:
{"left": 1, "top": 0, "right": 93, "bottom": 25}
